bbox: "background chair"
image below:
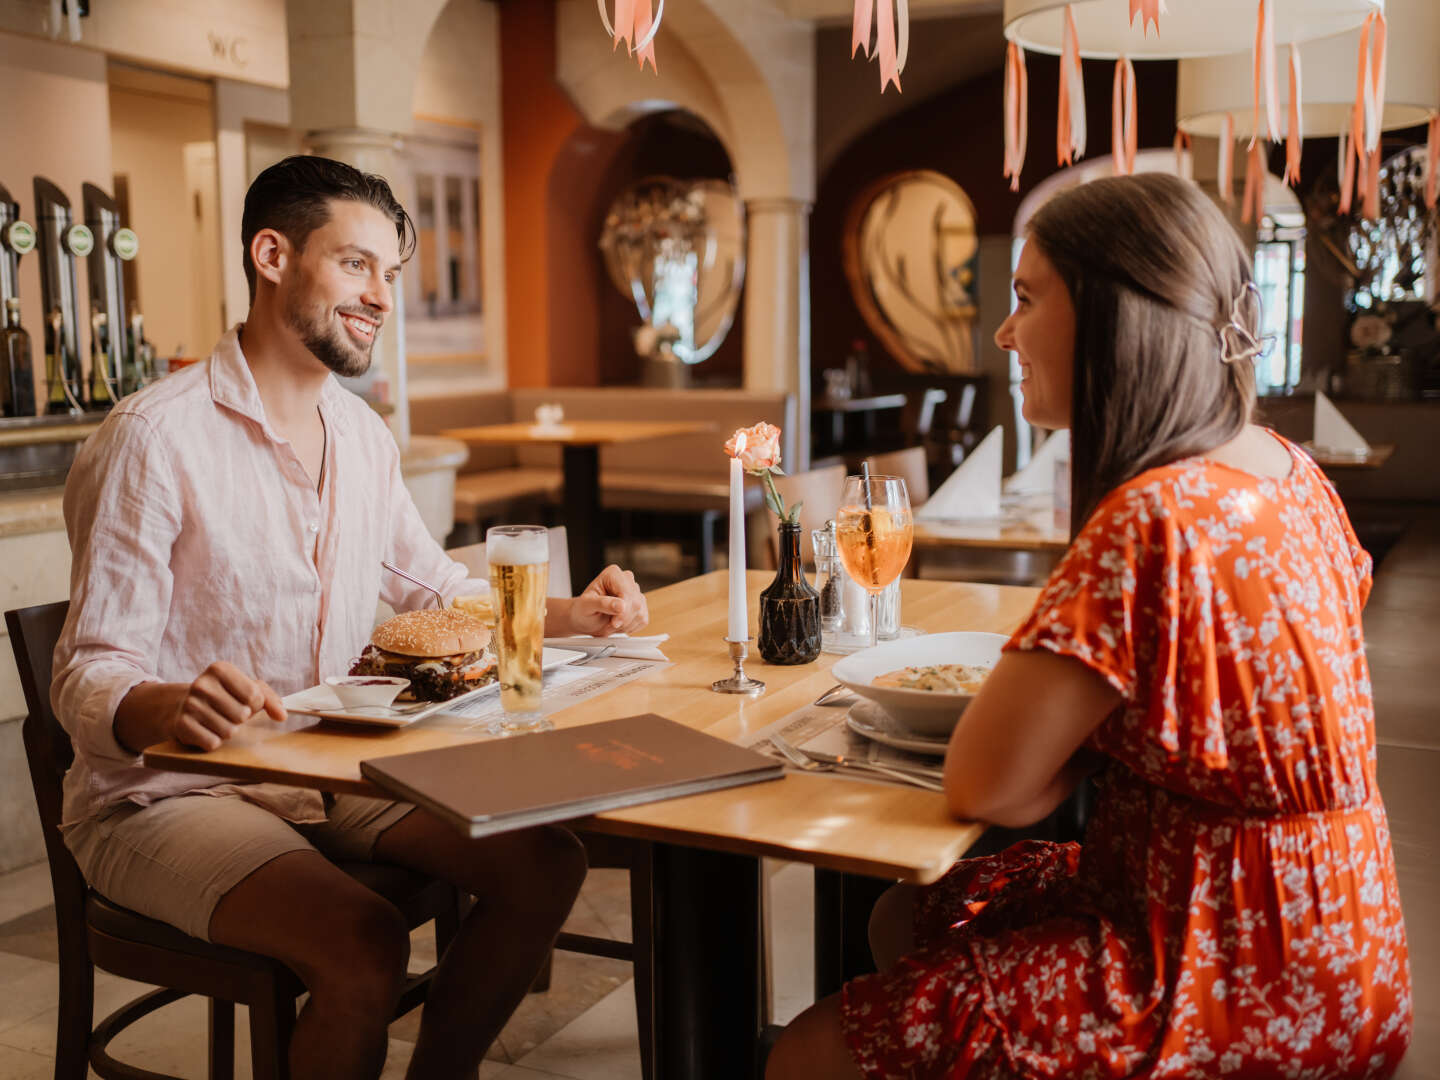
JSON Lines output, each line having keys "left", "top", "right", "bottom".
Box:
{"left": 446, "top": 523, "right": 573, "bottom": 595}
{"left": 866, "top": 446, "right": 930, "bottom": 507}
{"left": 8, "top": 600, "right": 469, "bottom": 1080}
{"left": 767, "top": 463, "right": 847, "bottom": 570}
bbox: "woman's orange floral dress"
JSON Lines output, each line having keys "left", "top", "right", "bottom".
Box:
{"left": 842, "top": 436, "right": 1413, "bottom": 1078}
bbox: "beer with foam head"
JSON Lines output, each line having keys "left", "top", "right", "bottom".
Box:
{"left": 486, "top": 526, "right": 550, "bottom": 719}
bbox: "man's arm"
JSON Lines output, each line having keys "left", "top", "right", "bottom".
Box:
{"left": 114, "top": 664, "right": 286, "bottom": 754}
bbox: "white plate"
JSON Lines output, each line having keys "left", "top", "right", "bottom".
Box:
{"left": 284, "top": 648, "right": 585, "bottom": 728}
{"left": 845, "top": 700, "right": 949, "bottom": 757}
{"left": 830, "top": 630, "right": 1008, "bottom": 736}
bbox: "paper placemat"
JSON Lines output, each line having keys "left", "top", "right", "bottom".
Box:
{"left": 739, "top": 702, "right": 944, "bottom": 788}
{"left": 424, "top": 656, "right": 669, "bottom": 733}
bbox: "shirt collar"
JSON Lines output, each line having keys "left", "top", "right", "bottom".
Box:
{"left": 208, "top": 324, "right": 352, "bottom": 438}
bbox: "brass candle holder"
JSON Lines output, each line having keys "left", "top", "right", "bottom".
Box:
{"left": 712, "top": 637, "right": 766, "bottom": 695}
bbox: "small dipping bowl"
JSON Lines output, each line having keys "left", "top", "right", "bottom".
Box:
{"left": 324, "top": 675, "right": 411, "bottom": 710}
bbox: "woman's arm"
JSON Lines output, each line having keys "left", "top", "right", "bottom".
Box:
{"left": 943, "top": 649, "right": 1121, "bottom": 827}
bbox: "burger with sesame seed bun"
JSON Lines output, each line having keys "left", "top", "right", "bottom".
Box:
{"left": 348, "top": 609, "right": 496, "bottom": 701}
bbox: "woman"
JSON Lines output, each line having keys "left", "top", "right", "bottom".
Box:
{"left": 767, "top": 173, "right": 1412, "bottom": 1078}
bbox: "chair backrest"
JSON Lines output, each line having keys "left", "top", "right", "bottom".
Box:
{"left": 867, "top": 446, "right": 930, "bottom": 506}
{"left": 446, "top": 524, "right": 573, "bottom": 596}
{"left": 768, "top": 464, "right": 847, "bottom": 570}
{"left": 5, "top": 601, "right": 91, "bottom": 943}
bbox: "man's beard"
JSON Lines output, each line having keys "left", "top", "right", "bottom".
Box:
{"left": 284, "top": 292, "right": 377, "bottom": 378}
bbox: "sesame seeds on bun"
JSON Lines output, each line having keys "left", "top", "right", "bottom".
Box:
{"left": 371, "top": 609, "right": 491, "bottom": 658}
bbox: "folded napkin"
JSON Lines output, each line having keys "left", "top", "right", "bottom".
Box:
{"left": 1313, "top": 391, "right": 1370, "bottom": 456}
{"left": 916, "top": 426, "right": 1003, "bottom": 522}
{"left": 1003, "top": 429, "right": 1069, "bottom": 496}
{"left": 543, "top": 634, "right": 670, "bottom": 661}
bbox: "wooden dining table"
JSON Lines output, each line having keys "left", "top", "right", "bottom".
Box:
{"left": 437, "top": 419, "right": 713, "bottom": 585}
{"left": 144, "top": 571, "right": 1040, "bottom": 1078}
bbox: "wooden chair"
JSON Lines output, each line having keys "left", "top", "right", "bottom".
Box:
{"left": 445, "top": 528, "right": 657, "bottom": 1080}
{"left": 866, "top": 446, "right": 930, "bottom": 507}
{"left": 7, "top": 600, "right": 470, "bottom": 1080}
{"left": 768, "top": 463, "right": 848, "bottom": 570}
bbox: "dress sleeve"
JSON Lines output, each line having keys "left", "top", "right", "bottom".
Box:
{"left": 1004, "top": 486, "right": 1163, "bottom": 701}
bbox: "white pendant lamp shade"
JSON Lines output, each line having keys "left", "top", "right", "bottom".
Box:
{"left": 1003, "top": 0, "right": 1384, "bottom": 60}
{"left": 1178, "top": 0, "right": 1436, "bottom": 139}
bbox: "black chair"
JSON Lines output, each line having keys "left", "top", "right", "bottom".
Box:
{"left": 7, "top": 600, "right": 470, "bottom": 1080}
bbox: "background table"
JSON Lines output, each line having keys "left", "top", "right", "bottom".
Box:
{"left": 811, "top": 392, "right": 907, "bottom": 455}
{"left": 145, "top": 572, "right": 1039, "bottom": 1077}
{"left": 439, "top": 420, "right": 713, "bottom": 584}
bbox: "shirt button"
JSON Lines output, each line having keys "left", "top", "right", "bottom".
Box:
{"left": 308, "top": 522, "right": 319, "bottom": 533}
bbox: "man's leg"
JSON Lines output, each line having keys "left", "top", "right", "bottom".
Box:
{"left": 371, "top": 810, "right": 587, "bottom": 1080}
{"left": 208, "top": 850, "right": 411, "bottom": 1079}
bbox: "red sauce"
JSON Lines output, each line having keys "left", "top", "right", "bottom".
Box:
{"left": 344, "top": 678, "right": 403, "bottom": 686}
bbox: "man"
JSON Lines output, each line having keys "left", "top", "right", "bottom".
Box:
{"left": 52, "top": 156, "right": 649, "bottom": 1079}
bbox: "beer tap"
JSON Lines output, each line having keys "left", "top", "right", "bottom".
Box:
{"left": 32, "top": 177, "right": 89, "bottom": 414}
{"left": 0, "top": 182, "right": 38, "bottom": 417}
{"left": 82, "top": 183, "right": 140, "bottom": 403}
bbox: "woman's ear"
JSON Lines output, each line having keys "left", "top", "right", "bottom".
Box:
{"left": 250, "top": 228, "right": 288, "bottom": 290}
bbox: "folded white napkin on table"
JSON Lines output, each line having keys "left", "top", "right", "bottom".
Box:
{"left": 916, "top": 426, "right": 1003, "bottom": 521}
{"left": 543, "top": 634, "right": 670, "bottom": 661}
{"left": 1003, "top": 429, "right": 1069, "bottom": 496}
{"left": 1312, "top": 392, "right": 1370, "bottom": 456}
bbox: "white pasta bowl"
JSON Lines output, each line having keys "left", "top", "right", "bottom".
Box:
{"left": 831, "top": 631, "right": 1008, "bottom": 736}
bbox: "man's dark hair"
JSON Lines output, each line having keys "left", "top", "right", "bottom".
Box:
{"left": 241, "top": 155, "right": 416, "bottom": 301}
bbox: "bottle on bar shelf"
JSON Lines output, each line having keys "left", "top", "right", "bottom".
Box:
{"left": 0, "top": 297, "right": 36, "bottom": 418}
{"left": 44, "top": 308, "right": 80, "bottom": 415}
{"left": 88, "top": 310, "right": 115, "bottom": 410}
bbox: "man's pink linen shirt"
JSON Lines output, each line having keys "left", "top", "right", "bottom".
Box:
{"left": 51, "top": 327, "right": 485, "bottom": 827}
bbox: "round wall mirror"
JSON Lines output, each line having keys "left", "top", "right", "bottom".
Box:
{"left": 843, "top": 170, "right": 980, "bottom": 374}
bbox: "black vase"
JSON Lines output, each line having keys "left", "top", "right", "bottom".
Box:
{"left": 758, "top": 522, "right": 822, "bottom": 665}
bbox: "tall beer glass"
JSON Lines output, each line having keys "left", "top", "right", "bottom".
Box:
{"left": 486, "top": 525, "right": 550, "bottom": 725}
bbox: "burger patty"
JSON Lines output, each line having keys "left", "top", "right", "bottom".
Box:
{"left": 349, "top": 645, "right": 497, "bottom": 702}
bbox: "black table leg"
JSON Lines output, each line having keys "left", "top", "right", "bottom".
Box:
{"left": 652, "top": 843, "right": 764, "bottom": 1079}
{"left": 561, "top": 444, "right": 604, "bottom": 586}
{"left": 814, "top": 868, "right": 891, "bottom": 999}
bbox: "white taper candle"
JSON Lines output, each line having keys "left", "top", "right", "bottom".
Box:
{"left": 728, "top": 433, "right": 748, "bottom": 641}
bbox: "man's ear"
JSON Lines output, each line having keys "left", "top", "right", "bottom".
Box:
{"left": 250, "top": 228, "right": 289, "bottom": 289}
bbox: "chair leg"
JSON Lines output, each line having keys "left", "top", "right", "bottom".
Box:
{"left": 248, "top": 979, "right": 295, "bottom": 1080}
{"left": 208, "top": 998, "right": 236, "bottom": 1080}
{"left": 629, "top": 844, "right": 656, "bottom": 1080}
{"left": 54, "top": 956, "right": 93, "bottom": 1080}
{"left": 530, "top": 948, "right": 554, "bottom": 992}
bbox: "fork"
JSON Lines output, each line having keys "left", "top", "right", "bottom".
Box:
{"left": 768, "top": 735, "right": 943, "bottom": 791}
{"left": 567, "top": 644, "right": 618, "bottom": 665}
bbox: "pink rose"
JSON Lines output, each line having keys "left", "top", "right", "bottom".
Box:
{"left": 725, "top": 422, "right": 783, "bottom": 473}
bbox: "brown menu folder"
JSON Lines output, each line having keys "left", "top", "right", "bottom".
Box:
{"left": 359, "top": 713, "right": 784, "bottom": 838}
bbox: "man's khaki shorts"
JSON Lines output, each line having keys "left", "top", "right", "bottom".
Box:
{"left": 64, "top": 788, "right": 414, "bottom": 942}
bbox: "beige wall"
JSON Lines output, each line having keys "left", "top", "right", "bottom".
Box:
{"left": 0, "top": 31, "right": 111, "bottom": 404}
{"left": 108, "top": 67, "right": 225, "bottom": 360}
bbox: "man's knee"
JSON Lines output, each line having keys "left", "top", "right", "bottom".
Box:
{"left": 486, "top": 826, "right": 587, "bottom": 912}
{"left": 299, "top": 891, "right": 410, "bottom": 1007}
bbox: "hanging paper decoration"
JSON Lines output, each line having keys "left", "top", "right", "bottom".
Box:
{"left": 597, "top": 0, "right": 664, "bottom": 72}
{"left": 1111, "top": 56, "right": 1137, "bottom": 176}
{"left": 1241, "top": 141, "right": 1266, "bottom": 224}
{"left": 1129, "top": 0, "right": 1164, "bottom": 36}
{"left": 1056, "top": 5, "right": 1087, "bottom": 167}
{"left": 1251, "top": 0, "right": 1280, "bottom": 146}
{"left": 1362, "top": 144, "right": 1381, "bottom": 219}
{"left": 851, "top": 0, "right": 910, "bottom": 94}
{"left": 1341, "top": 10, "right": 1387, "bottom": 218}
{"left": 1338, "top": 127, "right": 1356, "bottom": 215}
{"left": 1219, "top": 114, "right": 1235, "bottom": 205}
{"left": 1003, "top": 42, "right": 1029, "bottom": 192}
{"left": 1283, "top": 44, "right": 1302, "bottom": 187}
{"left": 1426, "top": 115, "right": 1439, "bottom": 211}
{"left": 1357, "top": 10, "right": 1388, "bottom": 152}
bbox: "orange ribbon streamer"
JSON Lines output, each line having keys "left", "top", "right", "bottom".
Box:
{"left": 1283, "top": 44, "right": 1302, "bottom": 187}
{"left": 1241, "top": 141, "right": 1266, "bottom": 225}
{"left": 1338, "top": 127, "right": 1356, "bottom": 216}
{"left": 1056, "top": 4, "right": 1086, "bottom": 167}
{"left": 1426, "top": 115, "right": 1439, "bottom": 211}
{"left": 1341, "top": 11, "right": 1387, "bottom": 219}
{"left": 1251, "top": 0, "right": 1280, "bottom": 146}
{"left": 1003, "top": 42, "right": 1029, "bottom": 192}
{"left": 1174, "top": 129, "right": 1191, "bottom": 179}
{"left": 1219, "top": 114, "right": 1235, "bottom": 206}
{"left": 598, "top": 0, "right": 662, "bottom": 72}
{"left": 852, "top": 0, "right": 907, "bottom": 93}
{"left": 1129, "top": 0, "right": 1163, "bottom": 36}
{"left": 1362, "top": 144, "right": 1381, "bottom": 220}
{"left": 1111, "top": 57, "right": 1137, "bottom": 176}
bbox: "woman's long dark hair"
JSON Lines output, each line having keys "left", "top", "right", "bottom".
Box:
{"left": 1027, "top": 173, "right": 1259, "bottom": 531}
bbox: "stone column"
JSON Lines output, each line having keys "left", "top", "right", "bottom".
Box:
{"left": 743, "top": 197, "right": 812, "bottom": 471}
{"left": 302, "top": 127, "right": 411, "bottom": 446}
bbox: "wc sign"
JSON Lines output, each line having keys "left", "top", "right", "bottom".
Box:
{"left": 207, "top": 32, "right": 249, "bottom": 70}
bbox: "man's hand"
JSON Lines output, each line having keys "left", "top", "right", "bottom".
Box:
{"left": 546, "top": 565, "right": 649, "bottom": 637}
{"left": 114, "top": 662, "right": 286, "bottom": 755}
